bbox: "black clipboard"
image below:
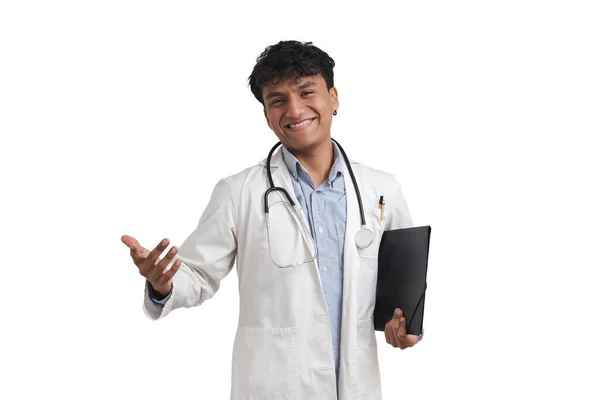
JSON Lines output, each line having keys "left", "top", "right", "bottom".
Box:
{"left": 373, "top": 225, "right": 431, "bottom": 335}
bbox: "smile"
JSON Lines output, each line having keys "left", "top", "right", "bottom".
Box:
{"left": 285, "top": 118, "right": 316, "bottom": 130}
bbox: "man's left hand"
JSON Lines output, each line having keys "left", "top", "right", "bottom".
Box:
{"left": 384, "top": 308, "right": 420, "bottom": 349}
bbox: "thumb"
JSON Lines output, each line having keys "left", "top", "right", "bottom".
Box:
{"left": 394, "top": 308, "right": 402, "bottom": 319}
{"left": 122, "top": 235, "right": 143, "bottom": 252}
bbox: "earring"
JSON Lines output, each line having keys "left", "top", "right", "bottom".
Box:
{"left": 333, "top": 110, "right": 337, "bottom": 116}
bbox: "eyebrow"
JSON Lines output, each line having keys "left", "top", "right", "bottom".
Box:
{"left": 265, "top": 81, "right": 317, "bottom": 100}
{"left": 297, "top": 81, "right": 316, "bottom": 90}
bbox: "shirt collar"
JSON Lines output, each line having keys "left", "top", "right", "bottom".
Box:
{"left": 281, "top": 141, "right": 344, "bottom": 186}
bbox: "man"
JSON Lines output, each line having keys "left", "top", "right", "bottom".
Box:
{"left": 121, "top": 40, "right": 420, "bottom": 399}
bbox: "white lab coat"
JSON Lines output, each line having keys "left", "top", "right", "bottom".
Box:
{"left": 143, "top": 147, "right": 413, "bottom": 399}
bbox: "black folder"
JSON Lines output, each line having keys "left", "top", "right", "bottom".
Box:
{"left": 373, "top": 225, "right": 431, "bottom": 335}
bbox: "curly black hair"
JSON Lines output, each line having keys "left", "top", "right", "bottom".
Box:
{"left": 248, "top": 40, "right": 335, "bottom": 105}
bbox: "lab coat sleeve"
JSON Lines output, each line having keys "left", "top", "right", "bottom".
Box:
{"left": 146, "top": 280, "right": 171, "bottom": 305}
{"left": 143, "top": 178, "right": 237, "bottom": 320}
{"left": 385, "top": 174, "right": 414, "bottom": 230}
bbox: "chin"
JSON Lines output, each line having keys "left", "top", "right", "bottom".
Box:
{"left": 284, "top": 133, "right": 327, "bottom": 153}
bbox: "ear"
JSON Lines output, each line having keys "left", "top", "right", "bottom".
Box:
{"left": 329, "top": 87, "right": 339, "bottom": 111}
{"left": 263, "top": 108, "right": 274, "bottom": 131}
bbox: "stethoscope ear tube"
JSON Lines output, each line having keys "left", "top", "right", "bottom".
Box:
{"left": 331, "top": 139, "right": 373, "bottom": 248}
{"left": 265, "top": 141, "right": 296, "bottom": 213}
{"left": 266, "top": 141, "right": 282, "bottom": 189}
{"left": 331, "top": 138, "right": 366, "bottom": 227}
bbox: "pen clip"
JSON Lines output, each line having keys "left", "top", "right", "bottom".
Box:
{"left": 379, "top": 196, "right": 385, "bottom": 221}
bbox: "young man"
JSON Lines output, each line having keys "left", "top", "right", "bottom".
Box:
{"left": 122, "top": 40, "right": 420, "bottom": 400}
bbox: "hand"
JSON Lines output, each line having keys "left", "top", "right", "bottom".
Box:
{"left": 121, "top": 234, "right": 181, "bottom": 296}
{"left": 384, "top": 308, "right": 420, "bottom": 350}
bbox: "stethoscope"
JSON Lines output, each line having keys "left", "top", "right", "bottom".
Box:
{"left": 264, "top": 138, "right": 374, "bottom": 267}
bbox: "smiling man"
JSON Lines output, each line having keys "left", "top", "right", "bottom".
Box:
{"left": 122, "top": 40, "right": 419, "bottom": 399}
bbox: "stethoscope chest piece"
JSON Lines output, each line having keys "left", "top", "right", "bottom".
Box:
{"left": 355, "top": 226, "right": 373, "bottom": 249}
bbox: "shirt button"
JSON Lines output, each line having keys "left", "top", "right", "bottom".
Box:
{"left": 319, "top": 227, "right": 324, "bottom": 233}
{"left": 322, "top": 266, "right": 328, "bottom": 272}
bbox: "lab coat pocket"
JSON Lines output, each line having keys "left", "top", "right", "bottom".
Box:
{"left": 232, "top": 326, "right": 300, "bottom": 400}
{"left": 356, "top": 319, "right": 382, "bottom": 394}
{"left": 357, "top": 207, "right": 388, "bottom": 259}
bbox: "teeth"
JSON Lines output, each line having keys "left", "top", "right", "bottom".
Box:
{"left": 289, "top": 119, "right": 312, "bottom": 128}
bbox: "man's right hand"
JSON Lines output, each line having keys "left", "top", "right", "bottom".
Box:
{"left": 121, "top": 235, "right": 182, "bottom": 297}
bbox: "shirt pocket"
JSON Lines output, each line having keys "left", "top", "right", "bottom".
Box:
{"left": 231, "top": 326, "right": 300, "bottom": 400}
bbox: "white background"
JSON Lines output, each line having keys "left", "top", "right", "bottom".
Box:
{"left": 1, "top": 1, "right": 599, "bottom": 399}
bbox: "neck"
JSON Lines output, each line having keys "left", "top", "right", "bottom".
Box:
{"left": 290, "top": 139, "right": 334, "bottom": 188}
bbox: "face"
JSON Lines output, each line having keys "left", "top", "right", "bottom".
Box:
{"left": 262, "top": 75, "right": 339, "bottom": 153}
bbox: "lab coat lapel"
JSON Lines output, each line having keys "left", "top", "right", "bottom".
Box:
{"left": 264, "top": 148, "right": 308, "bottom": 225}
{"left": 339, "top": 160, "right": 362, "bottom": 397}
{"left": 270, "top": 149, "right": 297, "bottom": 205}
{"left": 261, "top": 148, "right": 317, "bottom": 263}
{"left": 260, "top": 147, "right": 363, "bottom": 397}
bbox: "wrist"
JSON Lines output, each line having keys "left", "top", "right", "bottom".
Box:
{"left": 149, "top": 282, "right": 172, "bottom": 298}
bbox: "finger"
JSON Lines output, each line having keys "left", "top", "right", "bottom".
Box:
{"left": 158, "top": 245, "right": 179, "bottom": 268}
{"left": 148, "top": 246, "right": 179, "bottom": 282}
{"left": 122, "top": 235, "right": 141, "bottom": 251}
{"left": 388, "top": 319, "right": 401, "bottom": 348}
{"left": 122, "top": 235, "right": 150, "bottom": 263}
{"left": 154, "top": 258, "right": 182, "bottom": 285}
{"left": 140, "top": 239, "right": 170, "bottom": 273}
{"left": 138, "top": 248, "right": 162, "bottom": 278}
{"left": 387, "top": 310, "right": 401, "bottom": 347}
{"left": 391, "top": 330, "right": 401, "bottom": 348}
{"left": 384, "top": 321, "right": 392, "bottom": 345}
{"left": 394, "top": 317, "right": 409, "bottom": 349}
{"left": 121, "top": 234, "right": 134, "bottom": 247}
{"left": 396, "top": 316, "right": 407, "bottom": 337}
{"left": 394, "top": 308, "right": 403, "bottom": 320}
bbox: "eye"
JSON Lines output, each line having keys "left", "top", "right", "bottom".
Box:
{"left": 301, "top": 91, "right": 313, "bottom": 97}
{"left": 271, "top": 99, "right": 282, "bottom": 105}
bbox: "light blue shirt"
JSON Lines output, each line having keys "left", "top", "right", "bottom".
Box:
{"left": 281, "top": 144, "right": 347, "bottom": 383}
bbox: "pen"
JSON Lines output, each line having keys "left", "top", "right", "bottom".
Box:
{"left": 379, "top": 196, "right": 385, "bottom": 221}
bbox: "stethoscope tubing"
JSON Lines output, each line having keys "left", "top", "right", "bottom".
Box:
{"left": 264, "top": 138, "right": 366, "bottom": 226}
{"left": 331, "top": 138, "right": 366, "bottom": 227}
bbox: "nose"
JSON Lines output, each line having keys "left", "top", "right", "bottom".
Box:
{"left": 284, "top": 95, "right": 305, "bottom": 119}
